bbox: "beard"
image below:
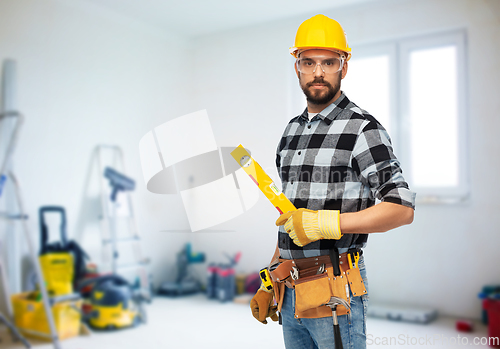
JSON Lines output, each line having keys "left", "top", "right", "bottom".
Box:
{"left": 300, "top": 74, "right": 341, "bottom": 105}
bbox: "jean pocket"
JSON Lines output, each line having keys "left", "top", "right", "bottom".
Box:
{"left": 357, "top": 256, "right": 366, "bottom": 269}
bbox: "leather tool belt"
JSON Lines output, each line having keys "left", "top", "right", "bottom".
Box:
{"left": 269, "top": 250, "right": 366, "bottom": 319}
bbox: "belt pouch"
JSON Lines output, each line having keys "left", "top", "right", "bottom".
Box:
{"left": 294, "top": 272, "right": 332, "bottom": 313}
{"left": 345, "top": 267, "right": 367, "bottom": 297}
{"left": 272, "top": 280, "right": 285, "bottom": 312}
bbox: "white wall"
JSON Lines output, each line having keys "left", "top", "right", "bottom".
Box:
{"left": 190, "top": 0, "right": 500, "bottom": 319}
{"left": 0, "top": 0, "right": 195, "bottom": 312}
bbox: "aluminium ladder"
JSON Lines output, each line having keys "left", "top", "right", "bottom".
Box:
{"left": 96, "top": 145, "right": 151, "bottom": 299}
{"left": 0, "top": 111, "right": 60, "bottom": 349}
{"left": 0, "top": 241, "right": 30, "bottom": 348}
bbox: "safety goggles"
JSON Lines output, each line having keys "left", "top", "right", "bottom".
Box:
{"left": 295, "top": 56, "right": 344, "bottom": 75}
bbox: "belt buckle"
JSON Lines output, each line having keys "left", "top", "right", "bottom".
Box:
{"left": 290, "top": 266, "right": 299, "bottom": 281}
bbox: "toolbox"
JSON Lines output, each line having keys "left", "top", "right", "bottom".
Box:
{"left": 483, "top": 299, "right": 500, "bottom": 348}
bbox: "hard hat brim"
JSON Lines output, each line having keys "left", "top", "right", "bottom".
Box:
{"left": 290, "top": 47, "right": 351, "bottom": 61}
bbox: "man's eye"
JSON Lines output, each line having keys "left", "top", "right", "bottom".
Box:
{"left": 303, "top": 61, "right": 314, "bottom": 66}
{"left": 324, "top": 60, "right": 335, "bottom": 66}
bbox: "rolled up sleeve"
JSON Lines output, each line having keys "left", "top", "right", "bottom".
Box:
{"left": 351, "top": 121, "right": 416, "bottom": 209}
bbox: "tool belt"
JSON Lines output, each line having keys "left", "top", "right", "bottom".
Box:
{"left": 270, "top": 249, "right": 366, "bottom": 319}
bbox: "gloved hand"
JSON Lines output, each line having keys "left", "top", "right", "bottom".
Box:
{"left": 250, "top": 285, "right": 279, "bottom": 324}
{"left": 276, "top": 208, "right": 342, "bottom": 247}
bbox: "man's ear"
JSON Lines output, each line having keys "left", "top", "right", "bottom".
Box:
{"left": 341, "top": 61, "right": 348, "bottom": 80}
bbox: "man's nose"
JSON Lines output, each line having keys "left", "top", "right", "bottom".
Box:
{"left": 313, "top": 63, "right": 325, "bottom": 77}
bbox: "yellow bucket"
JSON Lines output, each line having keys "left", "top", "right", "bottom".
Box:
{"left": 12, "top": 292, "right": 81, "bottom": 340}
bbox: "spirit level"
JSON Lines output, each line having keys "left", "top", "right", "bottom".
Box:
{"left": 231, "top": 145, "right": 295, "bottom": 215}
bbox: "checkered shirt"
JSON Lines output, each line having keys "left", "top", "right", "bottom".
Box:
{"left": 276, "top": 92, "right": 416, "bottom": 259}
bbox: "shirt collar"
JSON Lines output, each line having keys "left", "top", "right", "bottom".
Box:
{"left": 297, "top": 92, "right": 350, "bottom": 126}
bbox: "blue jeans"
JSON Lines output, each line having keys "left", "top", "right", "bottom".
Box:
{"left": 281, "top": 256, "right": 369, "bottom": 349}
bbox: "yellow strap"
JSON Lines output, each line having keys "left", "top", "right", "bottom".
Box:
{"left": 318, "top": 210, "right": 342, "bottom": 240}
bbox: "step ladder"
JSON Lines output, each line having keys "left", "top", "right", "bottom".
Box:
{"left": 0, "top": 111, "right": 59, "bottom": 349}
{"left": 0, "top": 311, "right": 31, "bottom": 348}
{"left": 0, "top": 241, "right": 31, "bottom": 348}
{"left": 96, "top": 145, "right": 151, "bottom": 299}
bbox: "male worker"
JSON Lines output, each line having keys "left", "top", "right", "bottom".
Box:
{"left": 250, "top": 14, "right": 415, "bottom": 349}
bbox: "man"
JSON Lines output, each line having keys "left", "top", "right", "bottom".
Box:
{"left": 250, "top": 14, "right": 416, "bottom": 349}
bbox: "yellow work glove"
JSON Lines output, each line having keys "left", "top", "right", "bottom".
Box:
{"left": 250, "top": 284, "right": 279, "bottom": 324}
{"left": 275, "top": 208, "right": 342, "bottom": 247}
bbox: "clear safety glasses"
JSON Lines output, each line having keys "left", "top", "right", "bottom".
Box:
{"left": 296, "top": 56, "right": 344, "bottom": 75}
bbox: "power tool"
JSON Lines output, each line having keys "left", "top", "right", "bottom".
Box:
{"left": 158, "top": 243, "right": 206, "bottom": 296}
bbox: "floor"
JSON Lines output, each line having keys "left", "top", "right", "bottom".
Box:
{"left": 0, "top": 294, "right": 493, "bottom": 349}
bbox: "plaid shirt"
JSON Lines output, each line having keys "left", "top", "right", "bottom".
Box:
{"left": 276, "top": 92, "right": 415, "bottom": 259}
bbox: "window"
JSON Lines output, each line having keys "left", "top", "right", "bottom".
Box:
{"left": 290, "top": 30, "right": 468, "bottom": 203}
{"left": 399, "top": 31, "right": 468, "bottom": 203}
{"left": 407, "top": 45, "right": 460, "bottom": 188}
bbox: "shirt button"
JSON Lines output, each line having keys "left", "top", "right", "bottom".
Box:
{"left": 308, "top": 125, "right": 311, "bottom": 129}
{"left": 298, "top": 151, "right": 301, "bottom": 155}
{"left": 291, "top": 180, "right": 294, "bottom": 185}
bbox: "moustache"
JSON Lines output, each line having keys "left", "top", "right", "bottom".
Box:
{"left": 306, "top": 78, "right": 333, "bottom": 89}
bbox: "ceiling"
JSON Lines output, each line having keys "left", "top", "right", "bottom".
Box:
{"left": 77, "top": 0, "right": 379, "bottom": 38}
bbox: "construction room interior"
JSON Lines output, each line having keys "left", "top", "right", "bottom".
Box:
{"left": 0, "top": 0, "right": 500, "bottom": 348}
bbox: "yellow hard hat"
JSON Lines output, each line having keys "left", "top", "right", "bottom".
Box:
{"left": 290, "top": 14, "right": 351, "bottom": 61}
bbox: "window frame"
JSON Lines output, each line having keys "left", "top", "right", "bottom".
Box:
{"left": 398, "top": 30, "right": 469, "bottom": 203}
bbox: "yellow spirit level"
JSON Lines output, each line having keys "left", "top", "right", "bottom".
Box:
{"left": 231, "top": 145, "right": 296, "bottom": 215}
